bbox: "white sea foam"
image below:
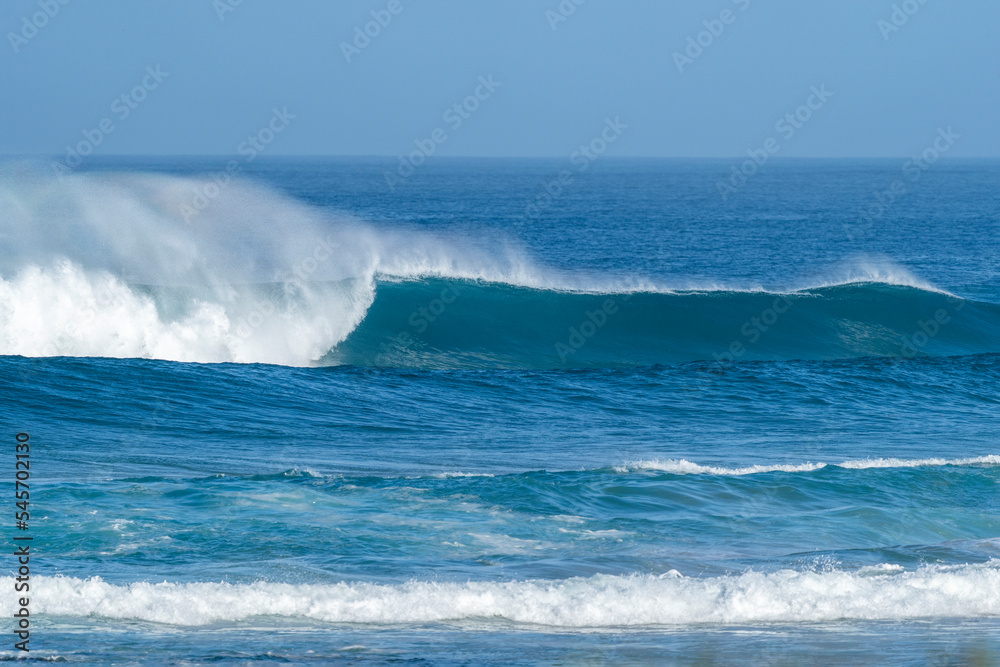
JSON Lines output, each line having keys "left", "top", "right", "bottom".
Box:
{"left": 9, "top": 562, "right": 1000, "bottom": 626}
{"left": 429, "top": 472, "right": 497, "bottom": 479}
{"left": 0, "top": 171, "right": 544, "bottom": 365}
{"left": 838, "top": 455, "right": 1000, "bottom": 469}
{"left": 617, "top": 460, "right": 827, "bottom": 475}
{"left": 621, "top": 455, "right": 1000, "bottom": 475}
{"left": 0, "top": 260, "right": 375, "bottom": 365}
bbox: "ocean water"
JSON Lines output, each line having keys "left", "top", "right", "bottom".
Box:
{"left": 1, "top": 157, "right": 999, "bottom": 664}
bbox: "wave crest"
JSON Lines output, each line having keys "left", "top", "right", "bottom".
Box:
{"left": 2, "top": 170, "right": 998, "bottom": 367}
{"left": 620, "top": 455, "right": 1000, "bottom": 475}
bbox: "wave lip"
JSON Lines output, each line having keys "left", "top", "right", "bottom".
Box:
{"left": 16, "top": 562, "right": 1000, "bottom": 626}
{"left": 621, "top": 455, "right": 1000, "bottom": 476}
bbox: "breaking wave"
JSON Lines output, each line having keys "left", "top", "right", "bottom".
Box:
{"left": 619, "top": 455, "right": 1000, "bottom": 475}
{"left": 13, "top": 561, "right": 1000, "bottom": 626}
{"left": 2, "top": 170, "right": 998, "bottom": 367}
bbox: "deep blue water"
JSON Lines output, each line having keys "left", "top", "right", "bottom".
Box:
{"left": 1, "top": 157, "right": 999, "bottom": 664}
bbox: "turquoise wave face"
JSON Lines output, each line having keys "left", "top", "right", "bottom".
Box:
{"left": 327, "top": 279, "right": 1000, "bottom": 368}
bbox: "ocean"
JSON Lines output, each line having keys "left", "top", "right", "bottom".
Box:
{"left": 1, "top": 157, "right": 999, "bottom": 664}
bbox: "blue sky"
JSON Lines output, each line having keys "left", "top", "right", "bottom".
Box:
{"left": 2, "top": 0, "right": 997, "bottom": 157}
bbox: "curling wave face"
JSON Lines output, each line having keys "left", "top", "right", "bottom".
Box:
{"left": 2, "top": 170, "right": 998, "bottom": 367}
{"left": 327, "top": 279, "right": 1000, "bottom": 368}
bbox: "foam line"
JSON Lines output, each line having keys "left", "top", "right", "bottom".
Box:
{"left": 12, "top": 562, "right": 1000, "bottom": 626}
{"left": 620, "top": 456, "right": 1000, "bottom": 475}
{"left": 2, "top": 170, "right": 995, "bottom": 367}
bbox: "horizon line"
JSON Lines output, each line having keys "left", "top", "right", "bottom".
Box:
{"left": 2, "top": 153, "right": 999, "bottom": 161}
